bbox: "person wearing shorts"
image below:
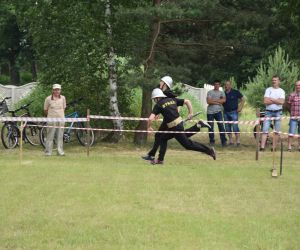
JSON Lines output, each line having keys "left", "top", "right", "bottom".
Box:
{"left": 287, "top": 80, "right": 300, "bottom": 151}
{"left": 260, "top": 76, "right": 285, "bottom": 151}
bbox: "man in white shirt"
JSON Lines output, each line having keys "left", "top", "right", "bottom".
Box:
{"left": 260, "top": 76, "right": 285, "bottom": 151}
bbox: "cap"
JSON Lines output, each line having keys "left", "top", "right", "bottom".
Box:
{"left": 52, "top": 84, "right": 61, "bottom": 89}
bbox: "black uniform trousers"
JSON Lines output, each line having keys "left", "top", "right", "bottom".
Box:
{"left": 157, "top": 123, "right": 212, "bottom": 161}
{"left": 148, "top": 122, "right": 201, "bottom": 157}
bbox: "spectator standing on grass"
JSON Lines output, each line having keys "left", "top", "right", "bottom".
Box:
{"left": 286, "top": 80, "right": 300, "bottom": 152}
{"left": 44, "top": 84, "right": 66, "bottom": 156}
{"left": 223, "top": 80, "right": 245, "bottom": 146}
{"left": 260, "top": 76, "right": 285, "bottom": 151}
{"left": 206, "top": 80, "right": 227, "bottom": 146}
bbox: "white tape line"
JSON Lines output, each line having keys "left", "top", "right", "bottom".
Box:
{"left": 90, "top": 114, "right": 300, "bottom": 124}
{"left": 28, "top": 123, "right": 299, "bottom": 136}
{"left": 0, "top": 117, "right": 87, "bottom": 122}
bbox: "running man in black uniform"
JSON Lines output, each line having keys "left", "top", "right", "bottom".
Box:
{"left": 147, "top": 88, "right": 216, "bottom": 164}
{"left": 142, "top": 76, "right": 210, "bottom": 161}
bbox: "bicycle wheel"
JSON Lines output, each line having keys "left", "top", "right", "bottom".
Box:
{"left": 1, "top": 123, "right": 19, "bottom": 149}
{"left": 24, "top": 123, "right": 40, "bottom": 146}
{"left": 75, "top": 122, "right": 94, "bottom": 146}
{"left": 39, "top": 125, "right": 58, "bottom": 149}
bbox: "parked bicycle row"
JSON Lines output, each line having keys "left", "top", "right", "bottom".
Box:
{"left": 0, "top": 95, "right": 94, "bottom": 150}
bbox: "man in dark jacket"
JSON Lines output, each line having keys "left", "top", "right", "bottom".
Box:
{"left": 142, "top": 76, "right": 210, "bottom": 161}
{"left": 147, "top": 88, "right": 216, "bottom": 164}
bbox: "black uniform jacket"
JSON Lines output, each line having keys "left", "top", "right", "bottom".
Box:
{"left": 152, "top": 97, "right": 184, "bottom": 124}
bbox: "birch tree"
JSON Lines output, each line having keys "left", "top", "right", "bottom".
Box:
{"left": 105, "top": 0, "right": 123, "bottom": 142}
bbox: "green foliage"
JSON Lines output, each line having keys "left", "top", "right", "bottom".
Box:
{"left": 178, "top": 92, "right": 205, "bottom": 120}
{"left": 245, "top": 46, "right": 300, "bottom": 109}
{"left": 20, "top": 71, "right": 33, "bottom": 83}
{"left": 16, "top": 84, "right": 48, "bottom": 116}
{"left": 0, "top": 74, "right": 10, "bottom": 84}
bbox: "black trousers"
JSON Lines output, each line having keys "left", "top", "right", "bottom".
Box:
{"left": 157, "top": 123, "right": 212, "bottom": 161}
{"left": 148, "top": 123, "right": 201, "bottom": 157}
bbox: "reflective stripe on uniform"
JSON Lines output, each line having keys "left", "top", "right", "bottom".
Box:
{"left": 167, "top": 117, "right": 183, "bottom": 128}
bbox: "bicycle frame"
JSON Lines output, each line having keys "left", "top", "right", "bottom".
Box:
{"left": 64, "top": 111, "right": 80, "bottom": 135}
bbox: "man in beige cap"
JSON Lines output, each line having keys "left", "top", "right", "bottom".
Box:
{"left": 44, "top": 84, "right": 66, "bottom": 156}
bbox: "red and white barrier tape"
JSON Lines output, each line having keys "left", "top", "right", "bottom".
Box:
{"left": 25, "top": 123, "right": 300, "bottom": 137}
{"left": 0, "top": 114, "right": 299, "bottom": 124}
{"left": 0, "top": 117, "right": 87, "bottom": 122}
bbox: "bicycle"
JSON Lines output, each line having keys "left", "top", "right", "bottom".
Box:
{"left": 1, "top": 100, "right": 42, "bottom": 149}
{"left": 39, "top": 98, "right": 94, "bottom": 148}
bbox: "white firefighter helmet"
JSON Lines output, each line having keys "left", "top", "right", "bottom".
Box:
{"left": 151, "top": 88, "right": 167, "bottom": 99}
{"left": 161, "top": 76, "right": 173, "bottom": 89}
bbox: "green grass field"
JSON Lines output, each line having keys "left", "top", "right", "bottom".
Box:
{"left": 0, "top": 136, "right": 299, "bottom": 250}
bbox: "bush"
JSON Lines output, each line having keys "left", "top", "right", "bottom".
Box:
{"left": 20, "top": 71, "right": 34, "bottom": 84}
{"left": 16, "top": 84, "right": 49, "bottom": 117}
{"left": 0, "top": 75, "right": 10, "bottom": 85}
{"left": 245, "top": 46, "right": 300, "bottom": 109}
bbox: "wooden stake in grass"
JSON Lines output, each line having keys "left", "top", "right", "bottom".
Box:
{"left": 271, "top": 131, "right": 278, "bottom": 178}
{"left": 280, "top": 139, "right": 283, "bottom": 176}
{"left": 19, "top": 121, "right": 24, "bottom": 163}
{"left": 87, "top": 109, "right": 90, "bottom": 157}
{"left": 255, "top": 108, "right": 260, "bottom": 161}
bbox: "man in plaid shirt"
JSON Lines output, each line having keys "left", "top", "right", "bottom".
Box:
{"left": 287, "top": 80, "right": 300, "bottom": 151}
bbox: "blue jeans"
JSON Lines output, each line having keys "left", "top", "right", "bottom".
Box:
{"left": 223, "top": 110, "right": 240, "bottom": 133}
{"left": 207, "top": 112, "right": 227, "bottom": 145}
{"left": 262, "top": 110, "right": 282, "bottom": 133}
{"left": 289, "top": 119, "right": 300, "bottom": 135}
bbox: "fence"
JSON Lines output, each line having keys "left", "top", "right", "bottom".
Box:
{"left": 184, "top": 84, "right": 223, "bottom": 109}
{"left": 0, "top": 82, "right": 37, "bottom": 108}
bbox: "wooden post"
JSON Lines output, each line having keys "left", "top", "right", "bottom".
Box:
{"left": 87, "top": 109, "right": 90, "bottom": 157}
{"left": 271, "top": 131, "right": 278, "bottom": 177}
{"left": 19, "top": 121, "right": 24, "bottom": 163}
{"left": 280, "top": 139, "right": 283, "bottom": 175}
{"left": 255, "top": 108, "right": 260, "bottom": 161}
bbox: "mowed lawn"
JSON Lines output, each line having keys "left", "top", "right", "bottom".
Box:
{"left": 0, "top": 138, "right": 299, "bottom": 250}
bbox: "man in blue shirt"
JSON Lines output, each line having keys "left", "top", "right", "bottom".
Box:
{"left": 223, "top": 80, "right": 245, "bottom": 146}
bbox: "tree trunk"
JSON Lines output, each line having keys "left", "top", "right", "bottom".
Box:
{"left": 8, "top": 56, "right": 20, "bottom": 85}
{"left": 0, "top": 63, "right": 9, "bottom": 76}
{"left": 31, "top": 60, "right": 38, "bottom": 81}
{"left": 104, "top": 0, "right": 123, "bottom": 142}
{"left": 133, "top": 87, "right": 152, "bottom": 145}
{"left": 134, "top": 0, "right": 161, "bottom": 145}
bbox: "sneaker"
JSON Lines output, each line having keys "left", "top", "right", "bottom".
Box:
{"left": 222, "top": 143, "right": 227, "bottom": 147}
{"left": 259, "top": 147, "right": 265, "bottom": 152}
{"left": 288, "top": 148, "right": 292, "bottom": 152}
{"left": 197, "top": 120, "right": 211, "bottom": 129}
{"left": 141, "top": 155, "right": 155, "bottom": 161}
{"left": 236, "top": 143, "right": 241, "bottom": 147}
{"left": 57, "top": 153, "right": 65, "bottom": 156}
{"left": 270, "top": 148, "right": 277, "bottom": 152}
{"left": 210, "top": 147, "right": 216, "bottom": 160}
{"left": 150, "top": 159, "right": 164, "bottom": 165}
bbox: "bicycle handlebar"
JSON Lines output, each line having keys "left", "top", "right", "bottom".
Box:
{"left": 10, "top": 101, "right": 34, "bottom": 114}
{"left": 0, "top": 97, "right": 11, "bottom": 104}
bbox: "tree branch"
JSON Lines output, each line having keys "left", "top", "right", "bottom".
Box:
{"left": 160, "top": 18, "right": 221, "bottom": 24}
{"left": 144, "top": 20, "right": 161, "bottom": 72}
